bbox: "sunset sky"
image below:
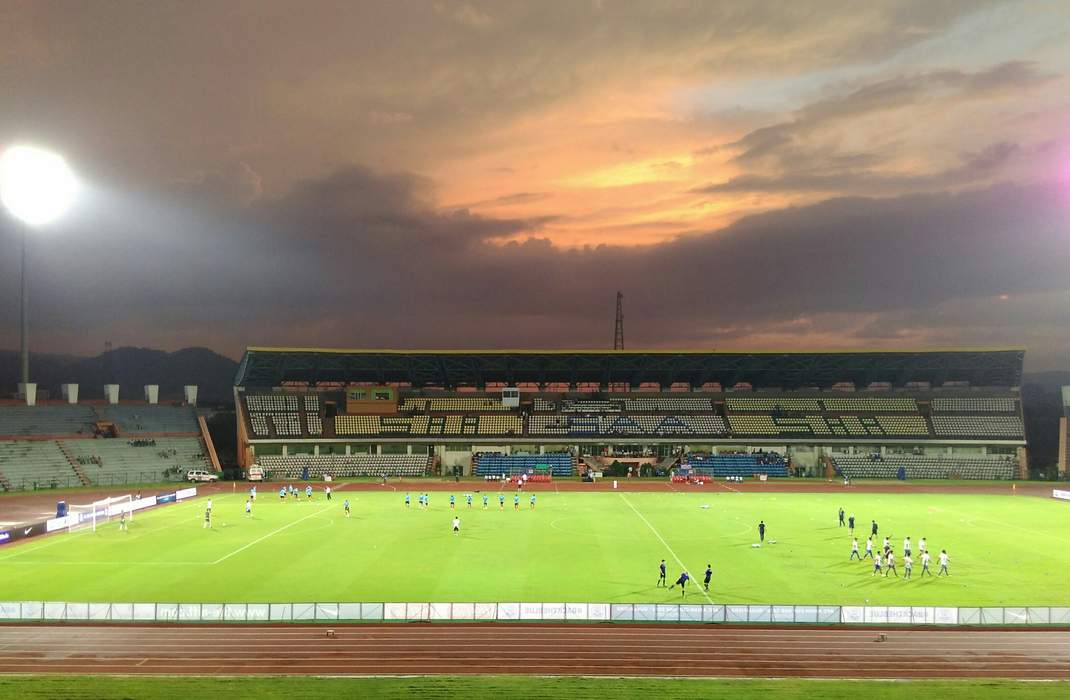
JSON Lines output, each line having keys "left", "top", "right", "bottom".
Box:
{"left": 1, "top": 1, "right": 1069, "bottom": 369}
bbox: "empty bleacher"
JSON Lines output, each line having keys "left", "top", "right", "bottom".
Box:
{"left": 66, "top": 437, "right": 210, "bottom": 484}
{"left": 401, "top": 397, "right": 509, "bottom": 412}
{"left": 0, "top": 441, "right": 80, "bottom": 489}
{"left": 726, "top": 397, "right": 822, "bottom": 412}
{"left": 833, "top": 454, "right": 1016, "bottom": 480}
{"left": 96, "top": 405, "right": 199, "bottom": 434}
{"left": 474, "top": 452, "right": 573, "bottom": 477}
{"left": 528, "top": 414, "right": 726, "bottom": 437}
{"left": 258, "top": 454, "right": 430, "bottom": 478}
{"left": 931, "top": 396, "right": 1017, "bottom": 413}
{"left": 0, "top": 406, "right": 97, "bottom": 437}
{"left": 931, "top": 415, "right": 1025, "bottom": 439}
{"left": 246, "top": 393, "right": 299, "bottom": 412}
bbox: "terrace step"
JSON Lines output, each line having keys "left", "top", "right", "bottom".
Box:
{"left": 57, "top": 440, "right": 92, "bottom": 486}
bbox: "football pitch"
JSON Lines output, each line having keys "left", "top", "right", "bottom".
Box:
{"left": 1, "top": 485, "right": 1068, "bottom": 606}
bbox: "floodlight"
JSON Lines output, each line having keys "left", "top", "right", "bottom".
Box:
{"left": 0, "top": 145, "right": 77, "bottom": 226}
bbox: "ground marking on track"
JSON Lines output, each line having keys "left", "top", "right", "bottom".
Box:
{"left": 617, "top": 492, "right": 715, "bottom": 604}
{"left": 213, "top": 505, "right": 332, "bottom": 565}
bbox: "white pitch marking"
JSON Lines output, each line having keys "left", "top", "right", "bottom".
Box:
{"left": 617, "top": 492, "right": 714, "bottom": 604}
{"left": 212, "top": 505, "right": 331, "bottom": 565}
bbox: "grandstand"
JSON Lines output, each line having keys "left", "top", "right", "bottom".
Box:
{"left": 234, "top": 347, "right": 1028, "bottom": 480}
{"left": 0, "top": 391, "right": 217, "bottom": 491}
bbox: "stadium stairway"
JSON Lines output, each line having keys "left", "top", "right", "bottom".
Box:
{"left": 657, "top": 454, "right": 680, "bottom": 473}
{"left": 57, "top": 440, "right": 91, "bottom": 486}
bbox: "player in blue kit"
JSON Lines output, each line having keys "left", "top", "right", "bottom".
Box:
{"left": 305, "top": 485, "right": 313, "bottom": 500}
{"left": 514, "top": 493, "right": 520, "bottom": 510}
{"left": 529, "top": 494, "right": 536, "bottom": 510}
{"left": 482, "top": 494, "right": 489, "bottom": 510}
{"left": 405, "top": 493, "right": 411, "bottom": 508}
{"left": 703, "top": 564, "right": 712, "bottom": 591}
{"left": 450, "top": 494, "right": 456, "bottom": 509}
{"left": 279, "top": 487, "right": 286, "bottom": 501}
{"left": 499, "top": 494, "right": 505, "bottom": 510}
{"left": 657, "top": 560, "right": 667, "bottom": 587}
{"left": 669, "top": 571, "right": 689, "bottom": 596}
{"left": 466, "top": 493, "right": 473, "bottom": 508}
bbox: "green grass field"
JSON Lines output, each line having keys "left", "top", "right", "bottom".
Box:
{"left": 2, "top": 486, "right": 1068, "bottom": 605}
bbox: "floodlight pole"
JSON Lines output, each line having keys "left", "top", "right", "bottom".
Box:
{"left": 19, "top": 223, "right": 29, "bottom": 386}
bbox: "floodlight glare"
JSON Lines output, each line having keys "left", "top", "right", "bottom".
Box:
{"left": 0, "top": 145, "right": 77, "bottom": 226}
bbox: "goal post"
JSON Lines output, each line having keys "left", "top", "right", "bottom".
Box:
{"left": 68, "top": 494, "right": 133, "bottom": 533}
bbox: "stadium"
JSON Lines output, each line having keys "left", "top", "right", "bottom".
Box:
{"left": 4, "top": 2, "right": 1070, "bottom": 696}
{"left": 2, "top": 345, "right": 1070, "bottom": 697}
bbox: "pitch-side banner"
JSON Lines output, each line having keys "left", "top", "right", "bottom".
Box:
{"left": 1053, "top": 489, "right": 1070, "bottom": 501}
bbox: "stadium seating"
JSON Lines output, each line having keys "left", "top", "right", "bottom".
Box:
{"left": 0, "top": 441, "right": 80, "bottom": 489}
{"left": 931, "top": 416, "right": 1025, "bottom": 438}
{"left": 689, "top": 452, "right": 788, "bottom": 477}
{"left": 95, "top": 405, "right": 199, "bottom": 434}
{"left": 832, "top": 454, "right": 1016, "bottom": 480}
{"left": 0, "top": 406, "right": 97, "bottom": 437}
{"left": 270, "top": 413, "right": 302, "bottom": 437}
{"left": 873, "top": 414, "right": 930, "bottom": 436}
{"left": 246, "top": 393, "right": 299, "bottom": 412}
{"left": 527, "top": 414, "right": 726, "bottom": 436}
{"left": 931, "top": 397, "right": 1017, "bottom": 413}
{"left": 476, "top": 414, "right": 524, "bottom": 435}
{"left": 401, "top": 397, "right": 509, "bottom": 412}
{"left": 474, "top": 452, "right": 573, "bottom": 477}
{"left": 821, "top": 397, "right": 919, "bottom": 412}
{"left": 727, "top": 413, "right": 931, "bottom": 437}
{"left": 621, "top": 397, "right": 713, "bottom": 412}
{"left": 726, "top": 397, "right": 822, "bottom": 412}
{"left": 258, "top": 454, "right": 430, "bottom": 478}
{"left": 249, "top": 413, "right": 270, "bottom": 436}
{"left": 66, "top": 437, "right": 210, "bottom": 484}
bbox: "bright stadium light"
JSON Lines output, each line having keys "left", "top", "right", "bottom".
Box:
{"left": 1, "top": 144, "right": 79, "bottom": 390}
{"left": 0, "top": 145, "right": 77, "bottom": 226}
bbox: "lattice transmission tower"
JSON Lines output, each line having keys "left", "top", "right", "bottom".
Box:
{"left": 613, "top": 291, "right": 624, "bottom": 350}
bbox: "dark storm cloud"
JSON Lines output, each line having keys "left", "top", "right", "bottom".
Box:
{"left": 1, "top": 160, "right": 1068, "bottom": 368}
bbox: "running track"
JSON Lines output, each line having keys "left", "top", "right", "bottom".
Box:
{"left": 2, "top": 624, "right": 1069, "bottom": 678}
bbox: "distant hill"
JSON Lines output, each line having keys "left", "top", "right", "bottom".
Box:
{"left": 0, "top": 347, "right": 238, "bottom": 404}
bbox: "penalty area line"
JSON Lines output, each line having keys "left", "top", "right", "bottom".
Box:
{"left": 617, "top": 492, "right": 714, "bottom": 604}
{"left": 212, "top": 505, "right": 331, "bottom": 565}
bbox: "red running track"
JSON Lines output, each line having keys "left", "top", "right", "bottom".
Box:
{"left": 1, "top": 624, "right": 1070, "bottom": 679}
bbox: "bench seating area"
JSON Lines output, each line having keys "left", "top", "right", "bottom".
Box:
{"left": 474, "top": 452, "right": 573, "bottom": 477}
{"left": 688, "top": 453, "right": 788, "bottom": 477}
{"left": 832, "top": 454, "right": 1017, "bottom": 479}
{"left": 258, "top": 454, "right": 430, "bottom": 478}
